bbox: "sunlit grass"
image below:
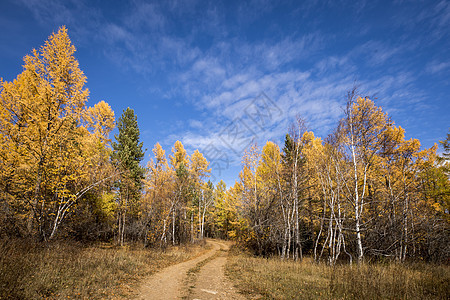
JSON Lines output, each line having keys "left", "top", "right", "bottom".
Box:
{"left": 0, "top": 239, "right": 205, "bottom": 299}
{"left": 226, "top": 247, "right": 449, "bottom": 300}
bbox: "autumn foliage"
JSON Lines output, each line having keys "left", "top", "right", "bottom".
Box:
{"left": 0, "top": 27, "right": 115, "bottom": 241}
{"left": 0, "top": 27, "right": 448, "bottom": 266}
{"left": 229, "top": 94, "right": 449, "bottom": 263}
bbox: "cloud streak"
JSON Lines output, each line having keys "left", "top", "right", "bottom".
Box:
{"left": 12, "top": 0, "right": 450, "bottom": 183}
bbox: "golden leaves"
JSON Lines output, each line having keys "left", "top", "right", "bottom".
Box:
{"left": 190, "top": 149, "right": 211, "bottom": 181}
{"left": 170, "top": 140, "right": 189, "bottom": 169}
{"left": 85, "top": 100, "right": 115, "bottom": 141}
{"left": 0, "top": 26, "right": 116, "bottom": 239}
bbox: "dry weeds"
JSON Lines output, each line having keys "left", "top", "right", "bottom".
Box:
{"left": 0, "top": 239, "right": 205, "bottom": 299}
{"left": 226, "top": 247, "right": 449, "bottom": 300}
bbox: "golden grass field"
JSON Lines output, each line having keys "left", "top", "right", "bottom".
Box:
{"left": 225, "top": 247, "right": 450, "bottom": 300}
{"left": 1, "top": 239, "right": 448, "bottom": 299}
{"left": 0, "top": 239, "right": 206, "bottom": 299}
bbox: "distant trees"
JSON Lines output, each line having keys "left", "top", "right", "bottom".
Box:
{"left": 141, "top": 141, "right": 214, "bottom": 247}
{"left": 142, "top": 143, "right": 173, "bottom": 246}
{"left": 190, "top": 150, "right": 212, "bottom": 239}
{"left": 0, "top": 27, "right": 447, "bottom": 264}
{"left": 227, "top": 94, "right": 449, "bottom": 263}
{"left": 210, "top": 180, "right": 228, "bottom": 238}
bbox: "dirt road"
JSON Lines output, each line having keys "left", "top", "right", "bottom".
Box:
{"left": 135, "top": 239, "right": 245, "bottom": 300}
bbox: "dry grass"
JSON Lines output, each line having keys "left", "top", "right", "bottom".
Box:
{"left": 0, "top": 238, "right": 206, "bottom": 299}
{"left": 329, "top": 262, "right": 449, "bottom": 299}
{"left": 226, "top": 248, "right": 450, "bottom": 300}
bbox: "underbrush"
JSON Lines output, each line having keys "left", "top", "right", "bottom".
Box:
{"left": 0, "top": 238, "right": 205, "bottom": 299}
{"left": 226, "top": 247, "right": 449, "bottom": 299}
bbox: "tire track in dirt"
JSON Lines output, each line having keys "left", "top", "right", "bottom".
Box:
{"left": 188, "top": 241, "right": 245, "bottom": 300}
{"left": 135, "top": 240, "right": 244, "bottom": 300}
{"left": 135, "top": 241, "right": 219, "bottom": 300}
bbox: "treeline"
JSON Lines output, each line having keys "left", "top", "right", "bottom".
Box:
{"left": 227, "top": 91, "right": 450, "bottom": 263}
{"left": 0, "top": 27, "right": 230, "bottom": 248}
{"left": 1, "top": 28, "right": 448, "bottom": 264}
{"left": 0, "top": 27, "right": 218, "bottom": 246}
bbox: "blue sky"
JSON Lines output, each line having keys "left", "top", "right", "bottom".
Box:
{"left": 1, "top": 0, "right": 449, "bottom": 186}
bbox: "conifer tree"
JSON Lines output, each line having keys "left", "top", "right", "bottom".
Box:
{"left": 112, "top": 107, "right": 144, "bottom": 245}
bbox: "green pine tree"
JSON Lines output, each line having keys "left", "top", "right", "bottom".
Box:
{"left": 112, "top": 107, "right": 145, "bottom": 245}
{"left": 440, "top": 129, "right": 450, "bottom": 161}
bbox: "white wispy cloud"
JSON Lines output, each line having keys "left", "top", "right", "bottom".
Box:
{"left": 19, "top": 0, "right": 77, "bottom": 25}
{"left": 16, "top": 0, "right": 446, "bottom": 179}
{"left": 124, "top": 2, "right": 166, "bottom": 31}
{"left": 426, "top": 61, "right": 450, "bottom": 74}
{"left": 188, "top": 119, "right": 204, "bottom": 129}
{"left": 393, "top": 0, "right": 450, "bottom": 40}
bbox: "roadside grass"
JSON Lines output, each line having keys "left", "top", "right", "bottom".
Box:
{"left": 0, "top": 238, "right": 206, "bottom": 299}
{"left": 226, "top": 247, "right": 449, "bottom": 300}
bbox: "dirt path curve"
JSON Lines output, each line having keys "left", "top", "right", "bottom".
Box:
{"left": 190, "top": 241, "right": 246, "bottom": 300}
{"left": 135, "top": 239, "right": 245, "bottom": 300}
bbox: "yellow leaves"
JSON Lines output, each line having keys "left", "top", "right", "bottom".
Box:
{"left": 302, "top": 131, "right": 323, "bottom": 165}
{"left": 346, "top": 96, "right": 391, "bottom": 154}
{"left": 431, "top": 202, "right": 444, "bottom": 213}
{"left": 24, "top": 26, "right": 89, "bottom": 116}
{"left": 397, "top": 138, "right": 421, "bottom": 157}
{"left": 143, "top": 141, "right": 217, "bottom": 244}
{"left": 384, "top": 125, "right": 405, "bottom": 146}
{"left": 0, "top": 26, "right": 116, "bottom": 239}
{"left": 240, "top": 144, "right": 261, "bottom": 194}
{"left": 153, "top": 142, "right": 168, "bottom": 167}
{"left": 85, "top": 101, "right": 115, "bottom": 141}
{"left": 242, "top": 144, "right": 260, "bottom": 170}
{"left": 302, "top": 130, "right": 318, "bottom": 145}
{"left": 258, "top": 141, "right": 282, "bottom": 188}
{"left": 170, "top": 140, "right": 189, "bottom": 169}
{"left": 97, "top": 192, "right": 118, "bottom": 219}
{"left": 352, "top": 97, "right": 386, "bottom": 125}
{"left": 190, "top": 149, "right": 211, "bottom": 181}
{"left": 146, "top": 142, "right": 174, "bottom": 191}
{"left": 260, "top": 141, "right": 281, "bottom": 169}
